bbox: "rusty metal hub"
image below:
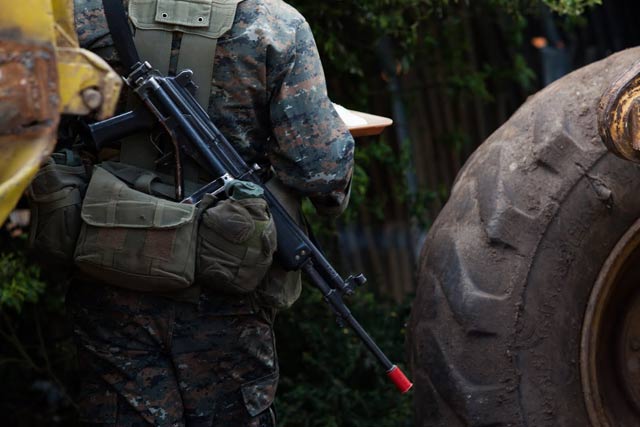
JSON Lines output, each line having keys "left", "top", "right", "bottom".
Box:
{"left": 582, "top": 219, "right": 640, "bottom": 427}
{"left": 599, "top": 62, "right": 640, "bottom": 163}
{"left": 617, "top": 292, "right": 640, "bottom": 414}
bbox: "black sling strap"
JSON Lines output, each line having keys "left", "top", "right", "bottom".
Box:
{"left": 102, "top": 0, "right": 140, "bottom": 73}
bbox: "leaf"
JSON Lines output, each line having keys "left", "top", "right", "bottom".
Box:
{"left": 0, "top": 253, "right": 46, "bottom": 312}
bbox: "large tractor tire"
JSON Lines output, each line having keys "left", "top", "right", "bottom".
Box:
{"left": 408, "top": 47, "right": 640, "bottom": 426}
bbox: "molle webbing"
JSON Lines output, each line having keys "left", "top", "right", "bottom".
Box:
{"left": 128, "top": 0, "right": 242, "bottom": 108}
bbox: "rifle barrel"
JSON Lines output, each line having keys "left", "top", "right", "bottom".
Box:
{"left": 96, "top": 61, "right": 414, "bottom": 394}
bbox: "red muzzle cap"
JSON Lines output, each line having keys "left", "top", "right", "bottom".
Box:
{"left": 387, "top": 365, "right": 413, "bottom": 394}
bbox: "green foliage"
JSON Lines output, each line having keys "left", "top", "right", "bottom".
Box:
{"left": 543, "top": 0, "right": 602, "bottom": 15}
{"left": 0, "top": 235, "right": 77, "bottom": 426}
{"left": 348, "top": 138, "right": 396, "bottom": 222}
{"left": 281, "top": 1, "right": 604, "bottom": 171}
{"left": 290, "top": 0, "right": 599, "bottom": 232}
{"left": 510, "top": 53, "right": 538, "bottom": 91}
{"left": 289, "top": 0, "right": 444, "bottom": 78}
{"left": 275, "top": 287, "right": 413, "bottom": 427}
{"left": 0, "top": 253, "right": 46, "bottom": 312}
{"left": 290, "top": 0, "right": 600, "bottom": 86}
{"left": 484, "top": 0, "right": 601, "bottom": 16}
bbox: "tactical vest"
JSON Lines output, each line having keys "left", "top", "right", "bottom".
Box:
{"left": 125, "top": 0, "right": 301, "bottom": 307}
{"left": 129, "top": 0, "right": 241, "bottom": 108}
{"left": 121, "top": 0, "right": 242, "bottom": 172}
{"left": 28, "top": 0, "right": 303, "bottom": 309}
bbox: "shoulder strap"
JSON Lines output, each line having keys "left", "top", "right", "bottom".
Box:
{"left": 102, "top": 0, "right": 140, "bottom": 73}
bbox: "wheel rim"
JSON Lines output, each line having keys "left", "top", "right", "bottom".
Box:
{"left": 582, "top": 218, "right": 640, "bottom": 426}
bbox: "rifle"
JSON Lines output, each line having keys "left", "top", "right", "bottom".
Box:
{"left": 88, "top": 0, "right": 412, "bottom": 394}
{"left": 86, "top": 60, "right": 412, "bottom": 394}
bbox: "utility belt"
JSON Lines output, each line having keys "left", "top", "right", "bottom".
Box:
{"left": 27, "top": 153, "right": 302, "bottom": 309}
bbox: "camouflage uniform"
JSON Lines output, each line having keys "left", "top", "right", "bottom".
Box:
{"left": 68, "top": 0, "right": 354, "bottom": 425}
{"left": 68, "top": 283, "right": 278, "bottom": 426}
{"left": 75, "top": 0, "right": 354, "bottom": 213}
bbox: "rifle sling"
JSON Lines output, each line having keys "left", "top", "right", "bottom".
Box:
{"left": 101, "top": 0, "right": 140, "bottom": 73}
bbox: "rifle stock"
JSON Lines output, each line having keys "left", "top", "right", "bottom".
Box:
{"left": 85, "top": 61, "right": 413, "bottom": 394}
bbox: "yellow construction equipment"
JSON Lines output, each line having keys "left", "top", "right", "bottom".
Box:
{"left": 0, "top": 0, "right": 121, "bottom": 223}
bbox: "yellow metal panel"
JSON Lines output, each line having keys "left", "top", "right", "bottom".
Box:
{"left": 57, "top": 48, "right": 122, "bottom": 119}
{"left": 52, "top": 0, "right": 79, "bottom": 47}
{"left": 0, "top": 0, "right": 56, "bottom": 42}
{"left": 53, "top": 0, "right": 122, "bottom": 118}
{"left": 0, "top": 35, "right": 59, "bottom": 224}
{"left": 0, "top": 0, "right": 122, "bottom": 224}
{"left": 0, "top": 132, "right": 54, "bottom": 224}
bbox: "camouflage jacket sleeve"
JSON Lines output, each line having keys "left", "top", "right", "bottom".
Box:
{"left": 74, "top": 0, "right": 121, "bottom": 69}
{"left": 268, "top": 19, "right": 354, "bottom": 216}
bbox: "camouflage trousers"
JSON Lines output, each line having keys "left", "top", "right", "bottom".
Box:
{"left": 67, "top": 281, "right": 278, "bottom": 427}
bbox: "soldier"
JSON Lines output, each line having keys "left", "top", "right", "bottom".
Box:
{"left": 66, "top": 0, "right": 354, "bottom": 425}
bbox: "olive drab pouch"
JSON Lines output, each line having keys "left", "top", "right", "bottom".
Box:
{"left": 255, "top": 176, "right": 305, "bottom": 310}
{"left": 196, "top": 180, "right": 277, "bottom": 294}
{"left": 27, "top": 151, "right": 89, "bottom": 265}
{"left": 74, "top": 166, "right": 198, "bottom": 292}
